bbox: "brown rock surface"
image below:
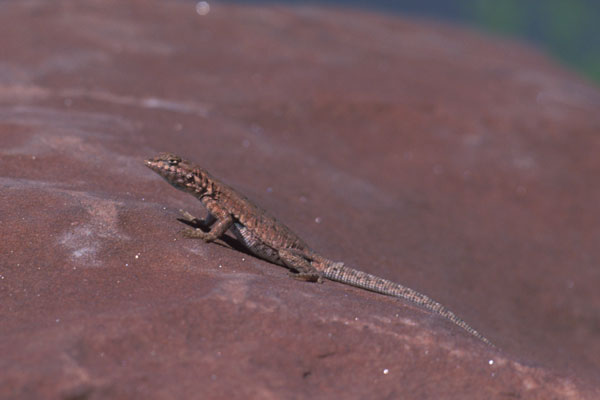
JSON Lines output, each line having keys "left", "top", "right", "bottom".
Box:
{"left": 1, "top": 0, "right": 599, "bottom": 398}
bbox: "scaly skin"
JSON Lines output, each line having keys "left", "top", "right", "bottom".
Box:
{"left": 145, "top": 153, "right": 493, "bottom": 346}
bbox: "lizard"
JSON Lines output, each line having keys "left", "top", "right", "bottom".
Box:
{"left": 145, "top": 153, "right": 493, "bottom": 346}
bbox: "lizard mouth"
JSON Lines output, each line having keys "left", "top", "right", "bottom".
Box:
{"left": 145, "top": 157, "right": 194, "bottom": 192}
{"left": 144, "top": 159, "right": 162, "bottom": 173}
{"left": 145, "top": 154, "right": 182, "bottom": 172}
{"left": 144, "top": 159, "right": 173, "bottom": 179}
{"left": 145, "top": 154, "right": 206, "bottom": 195}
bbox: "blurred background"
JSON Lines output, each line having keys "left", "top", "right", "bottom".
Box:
{"left": 233, "top": 0, "right": 600, "bottom": 85}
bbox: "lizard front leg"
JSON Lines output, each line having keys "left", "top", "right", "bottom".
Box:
{"left": 179, "top": 209, "right": 217, "bottom": 230}
{"left": 278, "top": 248, "right": 323, "bottom": 283}
{"left": 182, "top": 214, "right": 233, "bottom": 242}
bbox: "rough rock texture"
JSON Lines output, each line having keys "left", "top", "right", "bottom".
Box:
{"left": 1, "top": 0, "right": 599, "bottom": 399}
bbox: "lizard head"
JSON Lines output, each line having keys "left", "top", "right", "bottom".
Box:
{"left": 145, "top": 153, "right": 205, "bottom": 194}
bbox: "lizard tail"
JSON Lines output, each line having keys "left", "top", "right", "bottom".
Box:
{"left": 321, "top": 262, "right": 494, "bottom": 346}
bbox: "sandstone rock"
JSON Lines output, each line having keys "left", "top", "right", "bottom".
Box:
{"left": 1, "top": 1, "right": 599, "bottom": 398}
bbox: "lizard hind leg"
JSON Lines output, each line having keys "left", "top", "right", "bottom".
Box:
{"left": 278, "top": 248, "right": 323, "bottom": 283}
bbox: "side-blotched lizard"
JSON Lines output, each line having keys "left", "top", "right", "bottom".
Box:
{"left": 145, "top": 153, "right": 493, "bottom": 346}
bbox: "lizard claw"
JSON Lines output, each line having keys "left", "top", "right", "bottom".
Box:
{"left": 179, "top": 209, "right": 199, "bottom": 223}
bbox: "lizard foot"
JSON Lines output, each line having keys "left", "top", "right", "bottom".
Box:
{"left": 178, "top": 209, "right": 204, "bottom": 226}
{"left": 179, "top": 209, "right": 198, "bottom": 221}
{"left": 180, "top": 227, "right": 211, "bottom": 241}
{"left": 178, "top": 209, "right": 219, "bottom": 232}
{"left": 289, "top": 271, "right": 323, "bottom": 283}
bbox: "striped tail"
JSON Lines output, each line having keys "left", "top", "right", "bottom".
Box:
{"left": 321, "top": 261, "right": 493, "bottom": 346}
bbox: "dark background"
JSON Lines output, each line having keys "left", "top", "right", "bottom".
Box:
{"left": 232, "top": 0, "right": 600, "bottom": 85}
